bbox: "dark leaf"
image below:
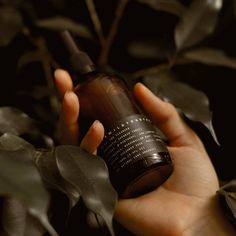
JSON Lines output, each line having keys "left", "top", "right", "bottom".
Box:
{"left": 175, "top": 0, "right": 223, "bottom": 51}
{"left": 0, "top": 148, "right": 58, "bottom": 236}
{"left": 0, "top": 133, "right": 34, "bottom": 152}
{"left": 35, "top": 150, "right": 80, "bottom": 208}
{"left": 17, "top": 50, "right": 46, "bottom": 71}
{"left": 128, "top": 39, "right": 174, "bottom": 60}
{"left": 0, "top": 7, "right": 23, "bottom": 47}
{"left": 136, "top": 0, "right": 186, "bottom": 17}
{"left": 144, "top": 72, "right": 219, "bottom": 144}
{"left": 0, "top": 107, "right": 36, "bottom": 136}
{"left": 2, "top": 198, "right": 46, "bottom": 236}
{"left": 36, "top": 17, "right": 93, "bottom": 39}
{"left": 0, "top": 108, "right": 54, "bottom": 148}
{"left": 218, "top": 180, "right": 236, "bottom": 226}
{"left": 182, "top": 47, "right": 236, "bottom": 70}
{"left": 55, "top": 145, "right": 117, "bottom": 236}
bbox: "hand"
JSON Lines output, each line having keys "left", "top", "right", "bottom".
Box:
{"left": 54, "top": 69, "right": 235, "bottom": 236}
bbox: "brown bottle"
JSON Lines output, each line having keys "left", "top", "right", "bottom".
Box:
{"left": 61, "top": 31, "right": 173, "bottom": 198}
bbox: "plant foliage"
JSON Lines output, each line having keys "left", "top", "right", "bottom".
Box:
{"left": 0, "top": 0, "right": 236, "bottom": 235}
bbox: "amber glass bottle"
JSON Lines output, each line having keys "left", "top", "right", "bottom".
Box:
{"left": 61, "top": 31, "right": 173, "bottom": 198}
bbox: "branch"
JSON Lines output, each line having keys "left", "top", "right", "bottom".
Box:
{"left": 98, "top": 0, "right": 129, "bottom": 66}
{"left": 85, "top": 0, "right": 105, "bottom": 45}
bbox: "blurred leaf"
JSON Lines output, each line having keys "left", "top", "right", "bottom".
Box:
{"left": 144, "top": 72, "right": 219, "bottom": 144}
{"left": 128, "top": 39, "right": 174, "bottom": 60}
{"left": 17, "top": 50, "right": 47, "bottom": 71}
{"left": 55, "top": 145, "right": 117, "bottom": 236}
{"left": 0, "top": 107, "right": 36, "bottom": 136}
{"left": 175, "top": 0, "right": 223, "bottom": 51}
{"left": 35, "top": 150, "right": 80, "bottom": 209}
{"left": 2, "top": 198, "right": 46, "bottom": 236}
{"left": 0, "top": 6, "right": 23, "bottom": 47}
{"left": 136, "top": 0, "right": 186, "bottom": 16}
{"left": 182, "top": 47, "right": 236, "bottom": 70}
{"left": 36, "top": 17, "right": 93, "bottom": 39}
{"left": 0, "top": 148, "right": 58, "bottom": 236}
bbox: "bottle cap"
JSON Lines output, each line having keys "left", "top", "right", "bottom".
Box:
{"left": 60, "top": 30, "right": 96, "bottom": 74}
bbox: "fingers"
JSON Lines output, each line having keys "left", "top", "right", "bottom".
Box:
{"left": 134, "top": 83, "right": 203, "bottom": 148}
{"left": 80, "top": 120, "right": 105, "bottom": 155}
{"left": 54, "top": 69, "right": 73, "bottom": 99}
{"left": 59, "top": 91, "right": 79, "bottom": 145}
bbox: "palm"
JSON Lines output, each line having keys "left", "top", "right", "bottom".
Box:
{"left": 116, "top": 145, "right": 219, "bottom": 236}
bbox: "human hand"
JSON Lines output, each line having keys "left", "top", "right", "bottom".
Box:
{"left": 54, "top": 69, "right": 235, "bottom": 236}
{"left": 115, "top": 84, "right": 235, "bottom": 236}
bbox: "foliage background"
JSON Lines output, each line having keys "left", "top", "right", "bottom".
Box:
{"left": 0, "top": 0, "right": 236, "bottom": 235}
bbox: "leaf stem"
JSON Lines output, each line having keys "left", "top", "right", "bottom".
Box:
{"left": 98, "top": 0, "right": 129, "bottom": 66}
{"left": 85, "top": 0, "right": 105, "bottom": 45}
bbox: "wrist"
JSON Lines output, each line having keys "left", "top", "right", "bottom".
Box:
{"left": 183, "top": 196, "right": 235, "bottom": 236}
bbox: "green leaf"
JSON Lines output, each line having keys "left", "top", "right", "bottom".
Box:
{"left": 35, "top": 150, "right": 80, "bottom": 209}
{"left": 182, "top": 47, "right": 236, "bottom": 70}
{"left": 0, "top": 148, "right": 58, "bottom": 236}
{"left": 36, "top": 17, "right": 93, "bottom": 39}
{"left": 55, "top": 145, "right": 117, "bottom": 236}
{"left": 136, "top": 0, "right": 186, "bottom": 17}
{"left": 175, "top": 0, "right": 223, "bottom": 51}
{"left": 128, "top": 39, "right": 174, "bottom": 60}
{"left": 144, "top": 73, "right": 219, "bottom": 144}
{"left": 0, "top": 107, "right": 36, "bottom": 136}
{"left": 0, "top": 7, "right": 23, "bottom": 47}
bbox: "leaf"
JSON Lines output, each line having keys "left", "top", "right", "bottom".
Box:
{"left": 128, "top": 39, "right": 174, "bottom": 60}
{"left": 136, "top": 0, "right": 186, "bottom": 17}
{"left": 36, "top": 17, "right": 93, "bottom": 39}
{"left": 2, "top": 198, "right": 46, "bottom": 236}
{"left": 175, "top": 0, "right": 223, "bottom": 51}
{"left": 0, "top": 133, "right": 34, "bottom": 151}
{"left": 35, "top": 150, "right": 80, "bottom": 209}
{"left": 0, "top": 6, "right": 23, "bottom": 47}
{"left": 17, "top": 50, "right": 46, "bottom": 71}
{"left": 0, "top": 148, "right": 58, "bottom": 236}
{"left": 182, "top": 47, "right": 236, "bottom": 70}
{"left": 217, "top": 180, "right": 236, "bottom": 226}
{"left": 55, "top": 145, "right": 117, "bottom": 236}
{"left": 144, "top": 72, "right": 219, "bottom": 144}
{"left": 0, "top": 108, "right": 54, "bottom": 149}
{"left": 0, "top": 107, "right": 36, "bottom": 136}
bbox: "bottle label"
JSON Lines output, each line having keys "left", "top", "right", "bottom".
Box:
{"left": 99, "top": 114, "right": 169, "bottom": 174}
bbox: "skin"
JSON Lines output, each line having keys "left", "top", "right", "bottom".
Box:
{"left": 54, "top": 69, "right": 235, "bottom": 236}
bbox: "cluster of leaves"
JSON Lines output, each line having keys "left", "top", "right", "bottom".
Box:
{"left": 0, "top": 108, "right": 117, "bottom": 235}
{"left": 0, "top": 0, "right": 236, "bottom": 235}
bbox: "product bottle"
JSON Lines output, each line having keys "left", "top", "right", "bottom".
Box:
{"left": 61, "top": 31, "right": 173, "bottom": 198}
